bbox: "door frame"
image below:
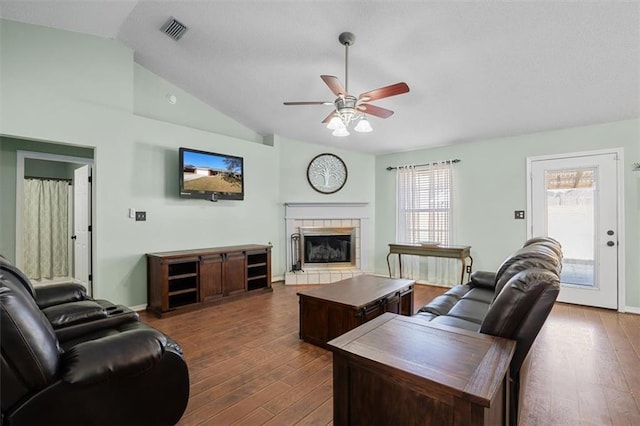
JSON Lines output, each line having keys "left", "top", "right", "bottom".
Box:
{"left": 15, "top": 150, "right": 94, "bottom": 293}
{"left": 526, "top": 148, "right": 626, "bottom": 312}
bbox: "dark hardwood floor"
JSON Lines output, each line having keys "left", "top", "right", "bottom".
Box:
{"left": 139, "top": 282, "right": 640, "bottom": 425}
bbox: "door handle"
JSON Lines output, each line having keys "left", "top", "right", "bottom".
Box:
{"left": 607, "top": 230, "right": 615, "bottom": 236}
{"left": 607, "top": 241, "right": 615, "bottom": 247}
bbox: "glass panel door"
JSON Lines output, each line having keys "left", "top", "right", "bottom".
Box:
{"left": 545, "top": 167, "right": 596, "bottom": 287}
{"left": 530, "top": 152, "right": 619, "bottom": 309}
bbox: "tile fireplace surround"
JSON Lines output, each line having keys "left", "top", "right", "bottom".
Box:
{"left": 284, "top": 202, "right": 370, "bottom": 285}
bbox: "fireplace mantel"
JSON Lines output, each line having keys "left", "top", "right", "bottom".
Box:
{"left": 284, "top": 202, "right": 370, "bottom": 285}
{"left": 285, "top": 202, "right": 369, "bottom": 220}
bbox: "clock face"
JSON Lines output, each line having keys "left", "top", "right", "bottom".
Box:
{"left": 307, "top": 153, "right": 348, "bottom": 194}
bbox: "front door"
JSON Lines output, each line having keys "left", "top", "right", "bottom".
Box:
{"left": 529, "top": 151, "right": 620, "bottom": 309}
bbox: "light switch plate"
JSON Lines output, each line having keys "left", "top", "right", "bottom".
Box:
{"left": 514, "top": 210, "right": 525, "bottom": 219}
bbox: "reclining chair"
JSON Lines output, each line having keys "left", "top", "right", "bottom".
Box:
{"left": 1, "top": 277, "right": 190, "bottom": 425}
{"left": 0, "top": 257, "right": 138, "bottom": 342}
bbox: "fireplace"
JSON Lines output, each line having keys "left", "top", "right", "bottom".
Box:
{"left": 301, "top": 227, "right": 356, "bottom": 268}
{"left": 284, "top": 202, "right": 369, "bottom": 285}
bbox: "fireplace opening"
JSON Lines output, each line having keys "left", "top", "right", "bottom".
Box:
{"left": 300, "top": 227, "right": 356, "bottom": 268}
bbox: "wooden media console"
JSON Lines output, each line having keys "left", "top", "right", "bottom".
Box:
{"left": 147, "top": 244, "right": 271, "bottom": 317}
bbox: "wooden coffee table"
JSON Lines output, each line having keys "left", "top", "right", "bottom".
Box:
{"left": 297, "top": 275, "right": 414, "bottom": 348}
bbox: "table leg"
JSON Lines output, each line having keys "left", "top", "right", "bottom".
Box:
{"left": 386, "top": 253, "right": 392, "bottom": 278}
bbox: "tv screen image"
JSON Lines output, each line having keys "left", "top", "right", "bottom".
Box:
{"left": 180, "top": 147, "right": 244, "bottom": 200}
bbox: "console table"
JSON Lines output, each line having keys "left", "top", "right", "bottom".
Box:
{"left": 387, "top": 243, "right": 473, "bottom": 284}
{"left": 329, "top": 313, "right": 515, "bottom": 426}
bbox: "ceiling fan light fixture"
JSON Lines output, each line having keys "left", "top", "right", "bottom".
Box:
{"left": 284, "top": 31, "right": 409, "bottom": 139}
{"left": 354, "top": 115, "right": 373, "bottom": 133}
{"left": 326, "top": 115, "right": 344, "bottom": 130}
{"left": 332, "top": 127, "right": 350, "bottom": 137}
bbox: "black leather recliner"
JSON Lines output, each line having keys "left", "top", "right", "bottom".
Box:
{"left": 0, "top": 257, "right": 139, "bottom": 342}
{"left": 1, "top": 278, "right": 190, "bottom": 426}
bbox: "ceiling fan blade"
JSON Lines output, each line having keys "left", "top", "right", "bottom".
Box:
{"left": 284, "top": 101, "right": 333, "bottom": 106}
{"left": 321, "top": 75, "right": 348, "bottom": 96}
{"left": 359, "top": 82, "right": 409, "bottom": 102}
{"left": 357, "top": 103, "right": 394, "bottom": 119}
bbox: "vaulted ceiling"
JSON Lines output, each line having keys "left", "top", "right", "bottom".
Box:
{"left": 1, "top": 1, "right": 638, "bottom": 154}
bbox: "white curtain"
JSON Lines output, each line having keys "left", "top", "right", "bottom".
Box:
{"left": 395, "top": 163, "right": 457, "bottom": 285}
{"left": 23, "top": 179, "right": 70, "bottom": 280}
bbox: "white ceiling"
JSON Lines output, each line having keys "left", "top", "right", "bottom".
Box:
{"left": 1, "top": 1, "right": 638, "bottom": 154}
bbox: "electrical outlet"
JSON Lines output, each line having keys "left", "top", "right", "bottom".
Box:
{"left": 135, "top": 211, "right": 146, "bottom": 221}
{"left": 514, "top": 210, "right": 525, "bottom": 219}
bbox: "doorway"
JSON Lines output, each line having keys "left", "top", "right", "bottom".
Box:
{"left": 16, "top": 150, "right": 94, "bottom": 295}
{"left": 527, "top": 149, "right": 624, "bottom": 310}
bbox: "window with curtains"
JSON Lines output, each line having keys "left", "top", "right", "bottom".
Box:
{"left": 395, "top": 163, "right": 455, "bottom": 284}
{"left": 396, "top": 163, "right": 453, "bottom": 244}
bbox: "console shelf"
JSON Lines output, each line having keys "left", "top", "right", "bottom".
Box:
{"left": 147, "top": 244, "right": 272, "bottom": 317}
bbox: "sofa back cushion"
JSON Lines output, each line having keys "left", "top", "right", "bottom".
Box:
{"left": 0, "top": 256, "right": 36, "bottom": 299}
{"left": 493, "top": 244, "right": 561, "bottom": 297}
{"left": 0, "top": 282, "right": 61, "bottom": 397}
{"left": 480, "top": 268, "right": 560, "bottom": 377}
{"left": 523, "top": 236, "right": 563, "bottom": 257}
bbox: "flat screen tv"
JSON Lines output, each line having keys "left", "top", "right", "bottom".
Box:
{"left": 179, "top": 147, "right": 244, "bottom": 201}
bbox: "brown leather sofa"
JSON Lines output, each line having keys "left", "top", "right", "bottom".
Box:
{"left": 0, "top": 261, "right": 190, "bottom": 425}
{"left": 415, "top": 237, "right": 562, "bottom": 425}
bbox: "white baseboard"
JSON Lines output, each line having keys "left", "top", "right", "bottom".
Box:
{"left": 130, "top": 304, "right": 147, "bottom": 312}
{"left": 623, "top": 305, "right": 640, "bottom": 315}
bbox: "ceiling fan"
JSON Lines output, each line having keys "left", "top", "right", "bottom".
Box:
{"left": 284, "top": 32, "right": 410, "bottom": 137}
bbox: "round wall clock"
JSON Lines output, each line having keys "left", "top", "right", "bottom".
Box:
{"left": 307, "top": 153, "right": 348, "bottom": 194}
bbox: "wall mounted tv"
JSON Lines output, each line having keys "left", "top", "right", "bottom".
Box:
{"left": 179, "top": 147, "right": 244, "bottom": 201}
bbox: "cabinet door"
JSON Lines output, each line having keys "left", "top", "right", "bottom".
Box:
{"left": 200, "top": 255, "right": 223, "bottom": 302}
{"left": 224, "top": 252, "right": 246, "bottom": 296}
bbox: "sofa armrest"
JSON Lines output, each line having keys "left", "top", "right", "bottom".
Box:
{"left": 61, "top": 329, "right": 166, "bottom": 385}
{"left": 43, "top": 301, "right": 108, "bottom": 328}
{"left": 35, "top": 283, "right": 90, "bottom": 308}
{"left": 469, "top": 271, "right": 497, "bottom": 290}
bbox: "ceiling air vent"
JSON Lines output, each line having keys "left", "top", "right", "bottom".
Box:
{"left": 161, "top": 18, "right": 188, "bottom": 41}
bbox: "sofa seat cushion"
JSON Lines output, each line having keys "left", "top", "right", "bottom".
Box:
{"left": 413, "top": 311, "right": 438, "bottom": 322}
{"left": 430, "top": 315, "right": 481, "bottom": 332}
{"left": 418, "top": 284, "right": 472, "bottom": 316}
{"left": 419, "top": 294, "right": 459, "bottom": 316}
{"left": 443, "top": 284, "right": 471, "bottom": 298}
{"left": 461, "top": 288, "right": 494, "bottom": 304}
{"left": 446, "top": 299, "right": 490, "bottom": 324}
{"left": 43, "top": 301, "right": 108, "bottom": 328}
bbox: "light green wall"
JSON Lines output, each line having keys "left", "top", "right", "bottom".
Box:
{"left": 375, "top": 119, "right": 640, "bottom": 309}
{"left": 24, "top": 158, "right": 75, "bottom": 179}
{"left": 133, "top": 65, "right": 265, "bottom": 144}
{"left": 0, "top": 19, "right": 361, "bottom": 307}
